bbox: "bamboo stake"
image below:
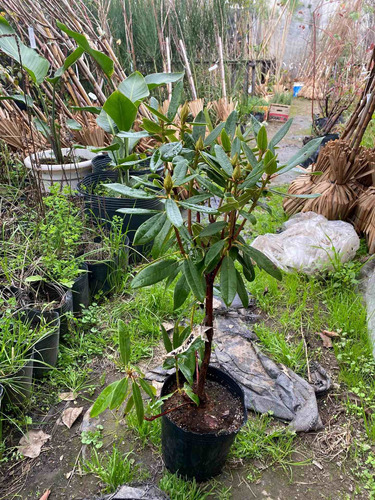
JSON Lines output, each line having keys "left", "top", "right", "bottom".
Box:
{"left": 166, "top": 36, "right": 172, "bottom": 101}
{"left": 217, "top": 35, "right": 226, "bottom": 100}
{"left": 179, "top": 39, "right": 197, "bottom": 100}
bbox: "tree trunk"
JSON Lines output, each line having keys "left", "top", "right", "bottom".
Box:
{"left": 196, "top": 274, "right": 214, "bottom": 399}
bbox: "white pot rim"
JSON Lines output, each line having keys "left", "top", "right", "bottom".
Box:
{"left": 24, "top": 147, "right": 96, "bottom": 171}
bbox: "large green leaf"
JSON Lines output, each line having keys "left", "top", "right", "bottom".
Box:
{"left": 118, "top": 319, "right": 130, "bottom": 366}
{"left": 220, "top": 256, "right": 237, "bottom": 306}
{"left": 268, "top": 118, "right": 293, "bottom": 152}
{"left": 236, "top": 270, "right": 249, "bottom": 308}
{"left": 213, "top": 145, "right": 233, "bottom": 176}
{"left": 204, "top": 122, "right": 225, "bottom": 146}
{"left": 90, "top": 380, "right": 120, "bottom": 417}
{"left": 103, "top": 91, "right": 137, "bottom": 132}
{"left": 167, "top": 80, "right": 184, "bottom": 121}
{"left": 241, "top": 142, "right": 258, "bottom": 169}
{"left": 192, "top": 110, "right": 206, "bottom": 142}
{"left": 133, "top": 213, "right": 167, "bottom": 245}
{"left": 109, "top": 377, "right": 129, "bottom": 410}
{"left": 118, "top": 71, "right": 149, "bottom": 103}
{"left": 144, "top": 72, "right": 184, "bottom": 90}
{"left": 224, "top": 110, "right": 238, "bottom": 139}
{"left": 104, "top": 183, "right": 156, "bottom": 199}
{"left": 57, "top": 21, "right": 114, "bottom": 78}
{"left": 132, "top": 381, "right": 144, "bottom": 426}
{"left": 161, "top": 324, "right": 173, "bottom": 352}
{"left": 179, "top": 201, "right": 218, "bottom": 214}
{"left": 278, "top": 137, "right": 324, "bottom": 174}
{"left": 165, "top": 198, "right": 183, "bottom": 227}
{"left": 48, "top": 47, "right": 84, "bottom": 84}
{"left": 205, "top": 240, "right": 225, "bottom": 272}
{"left": 0, "top": 16, "right": 49, "bottom": 84}
{"left": 96, "top": 109, "right": 117, "bottom": 133}
{"left": 131, "top": 259, "right": 179, "bottom": 288}
{"left": 199, "top": 221, "right": 227, "bottom": 237}
{"left": 183, "top": 259, "right": 205, "bottom": 302}
{"left": 173, "top": 274, "right": 190, "bottom": 310}
{"left": 242, "top": 245, "right": 282, "bottom": 281}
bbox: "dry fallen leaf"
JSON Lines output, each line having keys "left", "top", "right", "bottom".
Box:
{"left": 18, "top": 430, "right": 51, "bottom": 458}
{"left": 318, "top": 332, "right": 333, "bottom": 349}
{"left": 38, "top": 490, "right": 51, "bottom": 500}
{"left": 62, "top": 407, "right": 83, "bottom": 429}
{"left": 322, "top": 329, "right": 340, "bottom": 338}
{"left": 59, "top": 392, "right": 76, "bottom": 401}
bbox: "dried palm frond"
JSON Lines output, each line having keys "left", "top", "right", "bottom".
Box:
{"left": 212, "top": 98, "right": 236, "bottom": 122}
{"left": 351, "top": 187, "right": 375, "bottom": 252}
{"left": 188, "top": 99, "right": 204, "bottom": 118}
{"left": 283, "top": 173, "right": 314, "bottom": 215}
{"left": 302, "top": 180, "right": 357, "bottom": 220}
{"left": 0, "top": 118, "right": 47, "bottom": 152}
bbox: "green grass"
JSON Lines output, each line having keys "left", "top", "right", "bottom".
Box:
{"left": 231, "top": 414, "right": 302, "bottom": 478}
{"left": 83, "top": 446, "right": 147, "bottom": 493}
{"left": 159, "top": 472, "right": 230, "bottom": 500}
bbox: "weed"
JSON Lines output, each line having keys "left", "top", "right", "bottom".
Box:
{"left": 159, "top": 472, "right": 216, "bottom": 500}
{"left": 126, "top": 406, "right": 161, "bottom": 450}
{"left": 254, "top": 324, "right": 306, "bottom": 375}
{"left": 81, "top": 425, "right": 104, "bottom": 449}
{"left": 83, "top": 446, "right": 145, "bottom": 493}
{"left": 231, "top": 414, "right": 298, "bottom": 470}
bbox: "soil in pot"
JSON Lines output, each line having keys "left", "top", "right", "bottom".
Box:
{"left": 163, "top": 379, "right": 243, "bottom": 434}
{"left": 161, "top": 366, "right": 247, "bottom": 481}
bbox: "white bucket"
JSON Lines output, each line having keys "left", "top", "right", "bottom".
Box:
{"left": 24, "top": 148, "right": 96, "bottom": 192}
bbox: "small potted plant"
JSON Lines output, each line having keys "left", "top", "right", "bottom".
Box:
{"left": 75, "top": 69, "right": 184, "bottom": 244}
{"left": 0, "top": 17, "right": 107, "bottom": 190}
{"left": 89, "top": 94, "right": 323, "bottom": 479}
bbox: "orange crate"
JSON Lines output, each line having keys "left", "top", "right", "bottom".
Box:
{"left": 268, "top": 104, "right": 290, "bottom": 122}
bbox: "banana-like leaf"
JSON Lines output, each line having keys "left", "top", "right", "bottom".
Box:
{"left": 57, "top": 22, "right": 114, "bottom": 78}
{"left": 118, "top": 71, "right": 149, "bottom": 103}
{"left": 103, "top": 90, "right": 137, "bottom": 132}
{"left": 144, "top": 72, "right": 184, "bottom": 90}
{"left": 0, "top": 16, "right": 49, "bottom": 84}
{"left": 167, "top": 80, "right": 184, "bottom": 121}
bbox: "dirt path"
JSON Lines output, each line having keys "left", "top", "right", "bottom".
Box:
{"left": 268, "top": 98, "right": 313, "bottom": 186}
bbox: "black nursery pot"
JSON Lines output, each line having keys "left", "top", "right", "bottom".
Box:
{"left": 7, "top": 350, "right": 35, "bottom": 405}
{"left": 77, "top": 170, "right": 164, "bottom": 248}
{"left": 52, "top": 289, "right": 73, "bottom": 336}
{"left": 71, "top": 262, "right": 90, "bottom": 314}
{"left": 20, "top": 309, "right": 60, "bottom": 379}
{"left": 87, "top": 241, "right": 129, "bottom": 297}
{"left": 92, "top": 154, "right": 112, "bottom": 174}
{"left": 161, "top": 366, "right": 247, "bottom": 481}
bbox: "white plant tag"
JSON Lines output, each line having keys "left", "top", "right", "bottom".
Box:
{"left": 28, "top": 26, "right": 36, "bottom": 49}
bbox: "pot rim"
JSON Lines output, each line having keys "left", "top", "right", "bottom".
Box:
{"left": 161, "top": 365, "right": 247, "bottom": 438}
{"left": 24, "top": 148, "right": 95, "bottom": 172}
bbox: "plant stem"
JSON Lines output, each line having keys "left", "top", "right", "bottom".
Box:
{"left": 196, "top": 273, "right": 214, "bottom": 400}
{"left": 175, "top": 357, "right": 180, "bottom": 389}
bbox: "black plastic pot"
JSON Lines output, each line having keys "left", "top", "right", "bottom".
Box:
{"left": 161, "top": 366, "right": 247, "bottom": 481}
{"left": 71, "top": 262, "right": 90, "bottom": 314}
{"left": 20, "top": 309, "right": 60, "bottom": 378}
{"left": 301, "top": 133, "right": 339, "bottom": 168}
{"left": 52, "top": 289, "right": 73, "bottom": 336}
{"left": 77, "top": 171, "right": 164, "bottom": 246}
{"left": 92, "top": 154, "right": 112, "bottom": 174}
{"left": 91, "top": 154, "right": 155, "bottom": 175}
{"left": 87, "top": 245, "right": 129, "bottom": 297}
{"left": 7, "top": 351, "right": 35, "bottom": 405}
